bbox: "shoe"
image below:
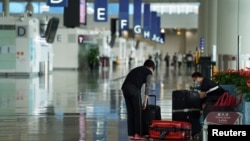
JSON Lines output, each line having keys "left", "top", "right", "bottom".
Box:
{"left": 133, "top": 134, "right": 145, "bottom": 140}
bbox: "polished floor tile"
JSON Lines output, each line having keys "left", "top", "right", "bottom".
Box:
{"left": 0, "top": 64, "right": 194, "bottom": 141}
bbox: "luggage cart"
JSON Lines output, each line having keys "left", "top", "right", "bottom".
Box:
{"left": 202, "top": 111, "right": 243, "bottom": 141}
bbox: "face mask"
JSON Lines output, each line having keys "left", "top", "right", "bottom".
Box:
{"left": 192, "top": 80, "right": 200, "bottom": 87}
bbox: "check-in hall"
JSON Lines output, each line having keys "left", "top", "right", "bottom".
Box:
{"left": 1, "top": 0, "right": 250, "bottom": 141}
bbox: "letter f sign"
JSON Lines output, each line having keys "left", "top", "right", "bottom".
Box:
{"left": 120, "top": 20, "right": 128, "bottom": 30}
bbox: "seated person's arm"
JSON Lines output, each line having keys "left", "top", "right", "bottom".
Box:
{"left": 200, "top": 91, "right": 206, "bottom": 99}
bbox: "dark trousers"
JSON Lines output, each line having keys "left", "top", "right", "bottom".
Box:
{"left": 187, "top": 61, "right": 192, "bottom": 66}
{"left": 122, "top": 85, "right": 143, "bottom": 136}
{"left": 165, "top": 60, "right": 169, "bottom": 67}
{"left": 178, "top": 62, "right": 182, "bottom": 69}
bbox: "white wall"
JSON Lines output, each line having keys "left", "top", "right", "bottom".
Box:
{"left": 52, "top": 28, "right": 96, "bottom": 69}
{"left": 186, "top": 30, "right": 199, "bottom": 53}
{"left": 34, "top": 12, "right": 198, "bottom": 69}
{"left": 144, "top": 30, "right": 198, "bottom": 62}
{"left": 50, "top": 29, "right": 198, "bottom": 70}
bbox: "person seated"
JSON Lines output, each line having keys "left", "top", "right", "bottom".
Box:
{"left": 191, "top": 72, "right": 226, "bottom": 118}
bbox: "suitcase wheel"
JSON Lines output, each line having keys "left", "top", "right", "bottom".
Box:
{"left": 145, "top": 135, "right": 150, "bottom": 140}
{"left": 192, "top": 132, "right": 202, "bottom": 141}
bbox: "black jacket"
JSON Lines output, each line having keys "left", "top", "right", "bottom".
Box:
{"left": 122, "top": 66, "right": 152, "bottom": 90}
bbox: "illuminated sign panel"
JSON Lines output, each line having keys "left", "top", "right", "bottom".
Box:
{"left": 47, "top": 0, "right": 68, "bottom": 7}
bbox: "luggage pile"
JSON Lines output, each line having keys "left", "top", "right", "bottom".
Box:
{"left": 148, "top": 120, "right": 192, "bottom": 140}
{"left": 142, "top": 90, "right": 202, "bottom": 140}
{"left": 172, "top": 90, "right": 201, "bottom": 137}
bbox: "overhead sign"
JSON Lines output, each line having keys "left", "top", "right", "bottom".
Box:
{"left": 150, "top": 13, "right": 164, "bottom": 44}
{"left": 150, "top": 12, "right": 158, "bottom": 42}
{"left": 119, "top": 0, "right": 129, "bottom": 34}
{"left": 47, "top": 0, "right": 68, "bottom": 7}
{"left": 16, "top": 26, "right": 27, "bottom": 37}
{"left": 200, "top": 37, "right": 205, "bottom": 49}
{"left": 80, "top": 0, "right": 87, "bottom": 25}
{"left": 133, "top": 0, "right": 142, "bottom": 34}
{"left": 94, "top": 0, "right": 108, "bottom": 22}
{"left": 153, "top": 16, "right": 164, "bottom": 44}
{"left": 143, "top": 4, "right": 150, "bottom": 39}
{"left": 78, "top": 35, "right": 95, "bottom": 44}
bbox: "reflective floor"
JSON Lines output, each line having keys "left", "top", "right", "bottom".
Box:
{"left": 0, "top": 63, "right": 194, "bottom": 141}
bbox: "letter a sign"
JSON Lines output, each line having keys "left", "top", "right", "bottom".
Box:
{"left": 47, "top": 0, "right": 68, "bottom": 7}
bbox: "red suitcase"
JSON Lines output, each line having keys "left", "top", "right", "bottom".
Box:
{"left": 148, "top": 120, "right": 192, "bottom": 140}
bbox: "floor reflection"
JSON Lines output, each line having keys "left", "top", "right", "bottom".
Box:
{"left": 0, "top": 65, "right": 193, "bottom": 141}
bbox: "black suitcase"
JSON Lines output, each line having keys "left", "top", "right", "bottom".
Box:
{"left": 142, "top": 95, "right": 161, "bottom": 135}
{"left": 172, "top": 90, "right": 201, "bottom": 136}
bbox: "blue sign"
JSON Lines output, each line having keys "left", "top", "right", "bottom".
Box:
{"left": 150, "top": 12, "right": 157, "bottom": 40}
{"left": 150, "top": 14, "right": 164, "bottom": 44}
{"left": 119, "top": 0, "right": 129, "bottom": 34}
{"left": 160, "top": 32, "right": 165, "bottom": 44}
{"left": 94, "top": 0, "right": 108, "bottom": 22}
{"left": 200, "top": 37, "right": 205, "bottom": 49}
{"left": 133, "top": 0, "right": 142, "bottom": 35}
{"left": 143, "top": 4, "right": 150, "bottom": 39}
{"left": 47, "top": 0, "right": 68, "bottom": 7}
{"left": 156, "top": 16, "right": 160, "bottom": 36}
{"left": 157, "top": 17, "right": 164, "bottom": 44}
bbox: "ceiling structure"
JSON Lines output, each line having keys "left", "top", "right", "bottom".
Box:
{"left": 4, "top": 0, "right": 200, "bottom": 15}
{"left": 8, "top": 0, "right": 200, "bottom": 3}
{"left": 4, "top": 0, "right": 199, "bottom": 35}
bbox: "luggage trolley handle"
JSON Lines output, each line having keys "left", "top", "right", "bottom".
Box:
{"left": 150, "top": 126, "right": 191, "bottom": 140}
{"left": 147, "top": 94, "right": 157, "bottom": 106}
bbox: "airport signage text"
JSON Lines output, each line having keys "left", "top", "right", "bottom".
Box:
{"left": 47, "top": 0, "right": 68, "bottom": 7}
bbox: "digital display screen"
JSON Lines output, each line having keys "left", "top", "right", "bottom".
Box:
{"left": 63, "top": 0, "right": 80, "bottom": 27}
{"left": 80, "top": 0, "right": 86, "bottom": 25}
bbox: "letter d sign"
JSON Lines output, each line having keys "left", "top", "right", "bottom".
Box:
{"left": 47, "top": 0, "right": 68, "bottom": 7}
{"left": 50, "top": 0, "right": 63, "bottom": 4}
{"left": 17, "top": 26, "right": 27, "bottom": 37}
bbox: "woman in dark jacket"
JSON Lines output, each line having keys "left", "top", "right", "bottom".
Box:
{"left": 121, "top": 59, "right": 155, "bottom": 139}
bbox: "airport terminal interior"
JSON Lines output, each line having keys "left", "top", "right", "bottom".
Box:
{"left": 0, "top": 62, "right": 194, "bottom": 141}
{"left": 1, "top": 0, "right": 250, "bottom": 141}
